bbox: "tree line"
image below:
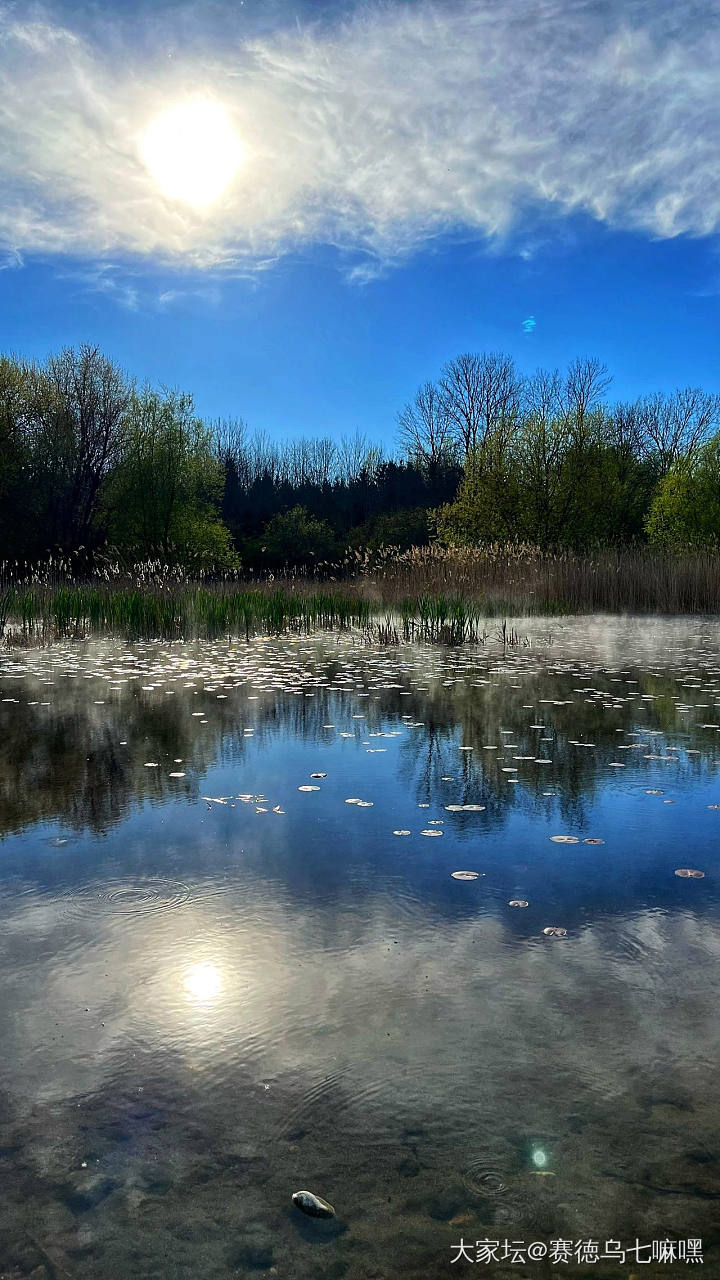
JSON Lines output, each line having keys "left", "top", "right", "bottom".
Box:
{"left": 1, "top": 344, "right": 719, "bottom": 572}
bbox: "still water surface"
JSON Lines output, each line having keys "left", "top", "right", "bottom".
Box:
{"left": 1, "top": 616, "right": 719, "bottom": 1278}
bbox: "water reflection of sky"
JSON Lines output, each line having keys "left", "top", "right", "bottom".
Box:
{"left": 1, "top": 617, "right": 720, "bottom": 1276}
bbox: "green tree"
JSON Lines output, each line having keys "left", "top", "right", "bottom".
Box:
{"left": 0, "top": 355, "right": 34, "bottom": 559}
{"left": 646, "top": 439, "right": 720, "bottom": 548}
{"left": 102, "top": 386, "right": 238, "bottom": 567}
{"left": 347, "top": 507, "right": 430, "bottom": 551}
{"left": 29, "top": 345, "right": 133, "bottom": 553}
{"left": 258, "top": 505, "right": 336, "bottom": 568}
{"left": 432, "top": 448, "right": 519, "bottom": 545}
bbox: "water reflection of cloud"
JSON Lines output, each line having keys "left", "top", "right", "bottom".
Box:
{"left": 1, "top": 881, "right": 718, "bottom": 1138}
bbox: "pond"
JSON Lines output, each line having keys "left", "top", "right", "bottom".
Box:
{"left": 0, "top": 615, "right": 719, "bottom": 1278}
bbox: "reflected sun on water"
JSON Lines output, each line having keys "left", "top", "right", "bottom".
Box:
{"left": 183, "top": 961, "right": 223, "bottom": 1003}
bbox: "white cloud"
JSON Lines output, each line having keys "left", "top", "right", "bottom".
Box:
{"left": 0, "top": 0, "right": 718, "bottom": 274}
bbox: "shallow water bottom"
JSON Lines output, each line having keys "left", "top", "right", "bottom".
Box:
{"left": 0, "top": 619, "right": 719, "bottom": 1276}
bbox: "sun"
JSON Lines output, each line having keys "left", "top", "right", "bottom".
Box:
{"left": 141, "top": 100, "right": 244, "bottom": 206}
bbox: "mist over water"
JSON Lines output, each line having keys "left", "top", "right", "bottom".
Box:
{"left": 1, "top": 615, "right": 719, "bottom": 1277}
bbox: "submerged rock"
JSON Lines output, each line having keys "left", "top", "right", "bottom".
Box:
{"left": 292, "top": 1189, "right": 335, "bottom": 1218}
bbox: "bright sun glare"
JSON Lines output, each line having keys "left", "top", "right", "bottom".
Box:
{"left": 184, "top": 962, "right": 223, "bottom": 1002}
{"left": 141, "top": 100, "right": 244, "bottom": 206}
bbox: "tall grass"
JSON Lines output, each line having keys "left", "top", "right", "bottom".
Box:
{"left": 358, "top": 543, "right": 720, "bottom": 616}
{"left": 2, "top": 543, "right": 720, "bottom": 646}
{"left": 0, "top": 582, "right": 372, "bottom": 643}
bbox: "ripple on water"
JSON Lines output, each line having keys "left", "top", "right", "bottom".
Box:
{"left": 462, "top": 1159, "right": 508, "bottom": 1198}
{"left": 61, "top": 877, "right": 192, "bottom": 918}
{"left": 277, "top": 1064, "right": 391, "bottom": 1145}
{"left": 608, "top": 924, "right": 656, "bottom": 964}
{"left": 277, "top": 1057, "right": 433, "bottom": 1148}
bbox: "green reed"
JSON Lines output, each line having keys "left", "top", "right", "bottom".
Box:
{"left": 4, "top": 543, "right": 720, "bottom": 647}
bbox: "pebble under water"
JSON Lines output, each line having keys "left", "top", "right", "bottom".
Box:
{"left": 0, "top": 615, "right": 720, "bottom": 1277}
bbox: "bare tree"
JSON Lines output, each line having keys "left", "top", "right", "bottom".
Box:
{"left": 633, "top": 387, "right": 720, "bottom": 474}
{"left": 248, "top": 430, "right": 280, "bottom": 485}
{"left": 563, "top": 356, "right": 611, "bottom": 430}
{"left": 397, "top": 380, "right": 455, "bottom": 466}
{"left": 307, "top": 436, "right": 337, "bottom": 486}
{"left": 523, "top": 366, "right": 564, "bottom": 422}
{"left": 524, "top": 357, "right": 610, "bottom": 434}
{"left": 439, "top": 353, "right": 483, "bottom": 456}
{"left": 212, "top": 416, "right": 248, "bottom": 467}
{"left": 338, "top": 430, "right": 383, "bottom": 483}
{"left": 440, "top": 352, "right": 522, "bottom": 458}
{"left": 477, "top": 351, "right": 524, "bottom": 454}
{"left": 608, "top": 400, "right": 644, "bottom": 456}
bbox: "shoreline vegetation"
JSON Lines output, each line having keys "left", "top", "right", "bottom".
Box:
{"left": 4, "top": 343, "right": 720, "bottom": 646}
{"left": 3, "top": 544, "right": 720, "bottom": 647}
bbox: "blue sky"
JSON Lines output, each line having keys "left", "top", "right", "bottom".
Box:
{"left": 1, "top": 0, "right": 720, "bottom": 443}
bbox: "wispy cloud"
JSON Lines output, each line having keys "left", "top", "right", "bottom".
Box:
{"left": 157, "top": 285, "right": 222, "bottom": 308}
{"left": 0, "top": 247, "right": 23, "bottom": 270}
{"left": 0, "top": 0, "right": 718, "bottom": 275}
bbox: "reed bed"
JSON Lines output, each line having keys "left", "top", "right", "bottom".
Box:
{"left": 361, "top": 543, "right": 720, "bottom": 616}
{"left": 1, "top": 583, "right": 371, "bottom": 644}
{"left": 2, "top": 543, "right": 720, "bottom": 646}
